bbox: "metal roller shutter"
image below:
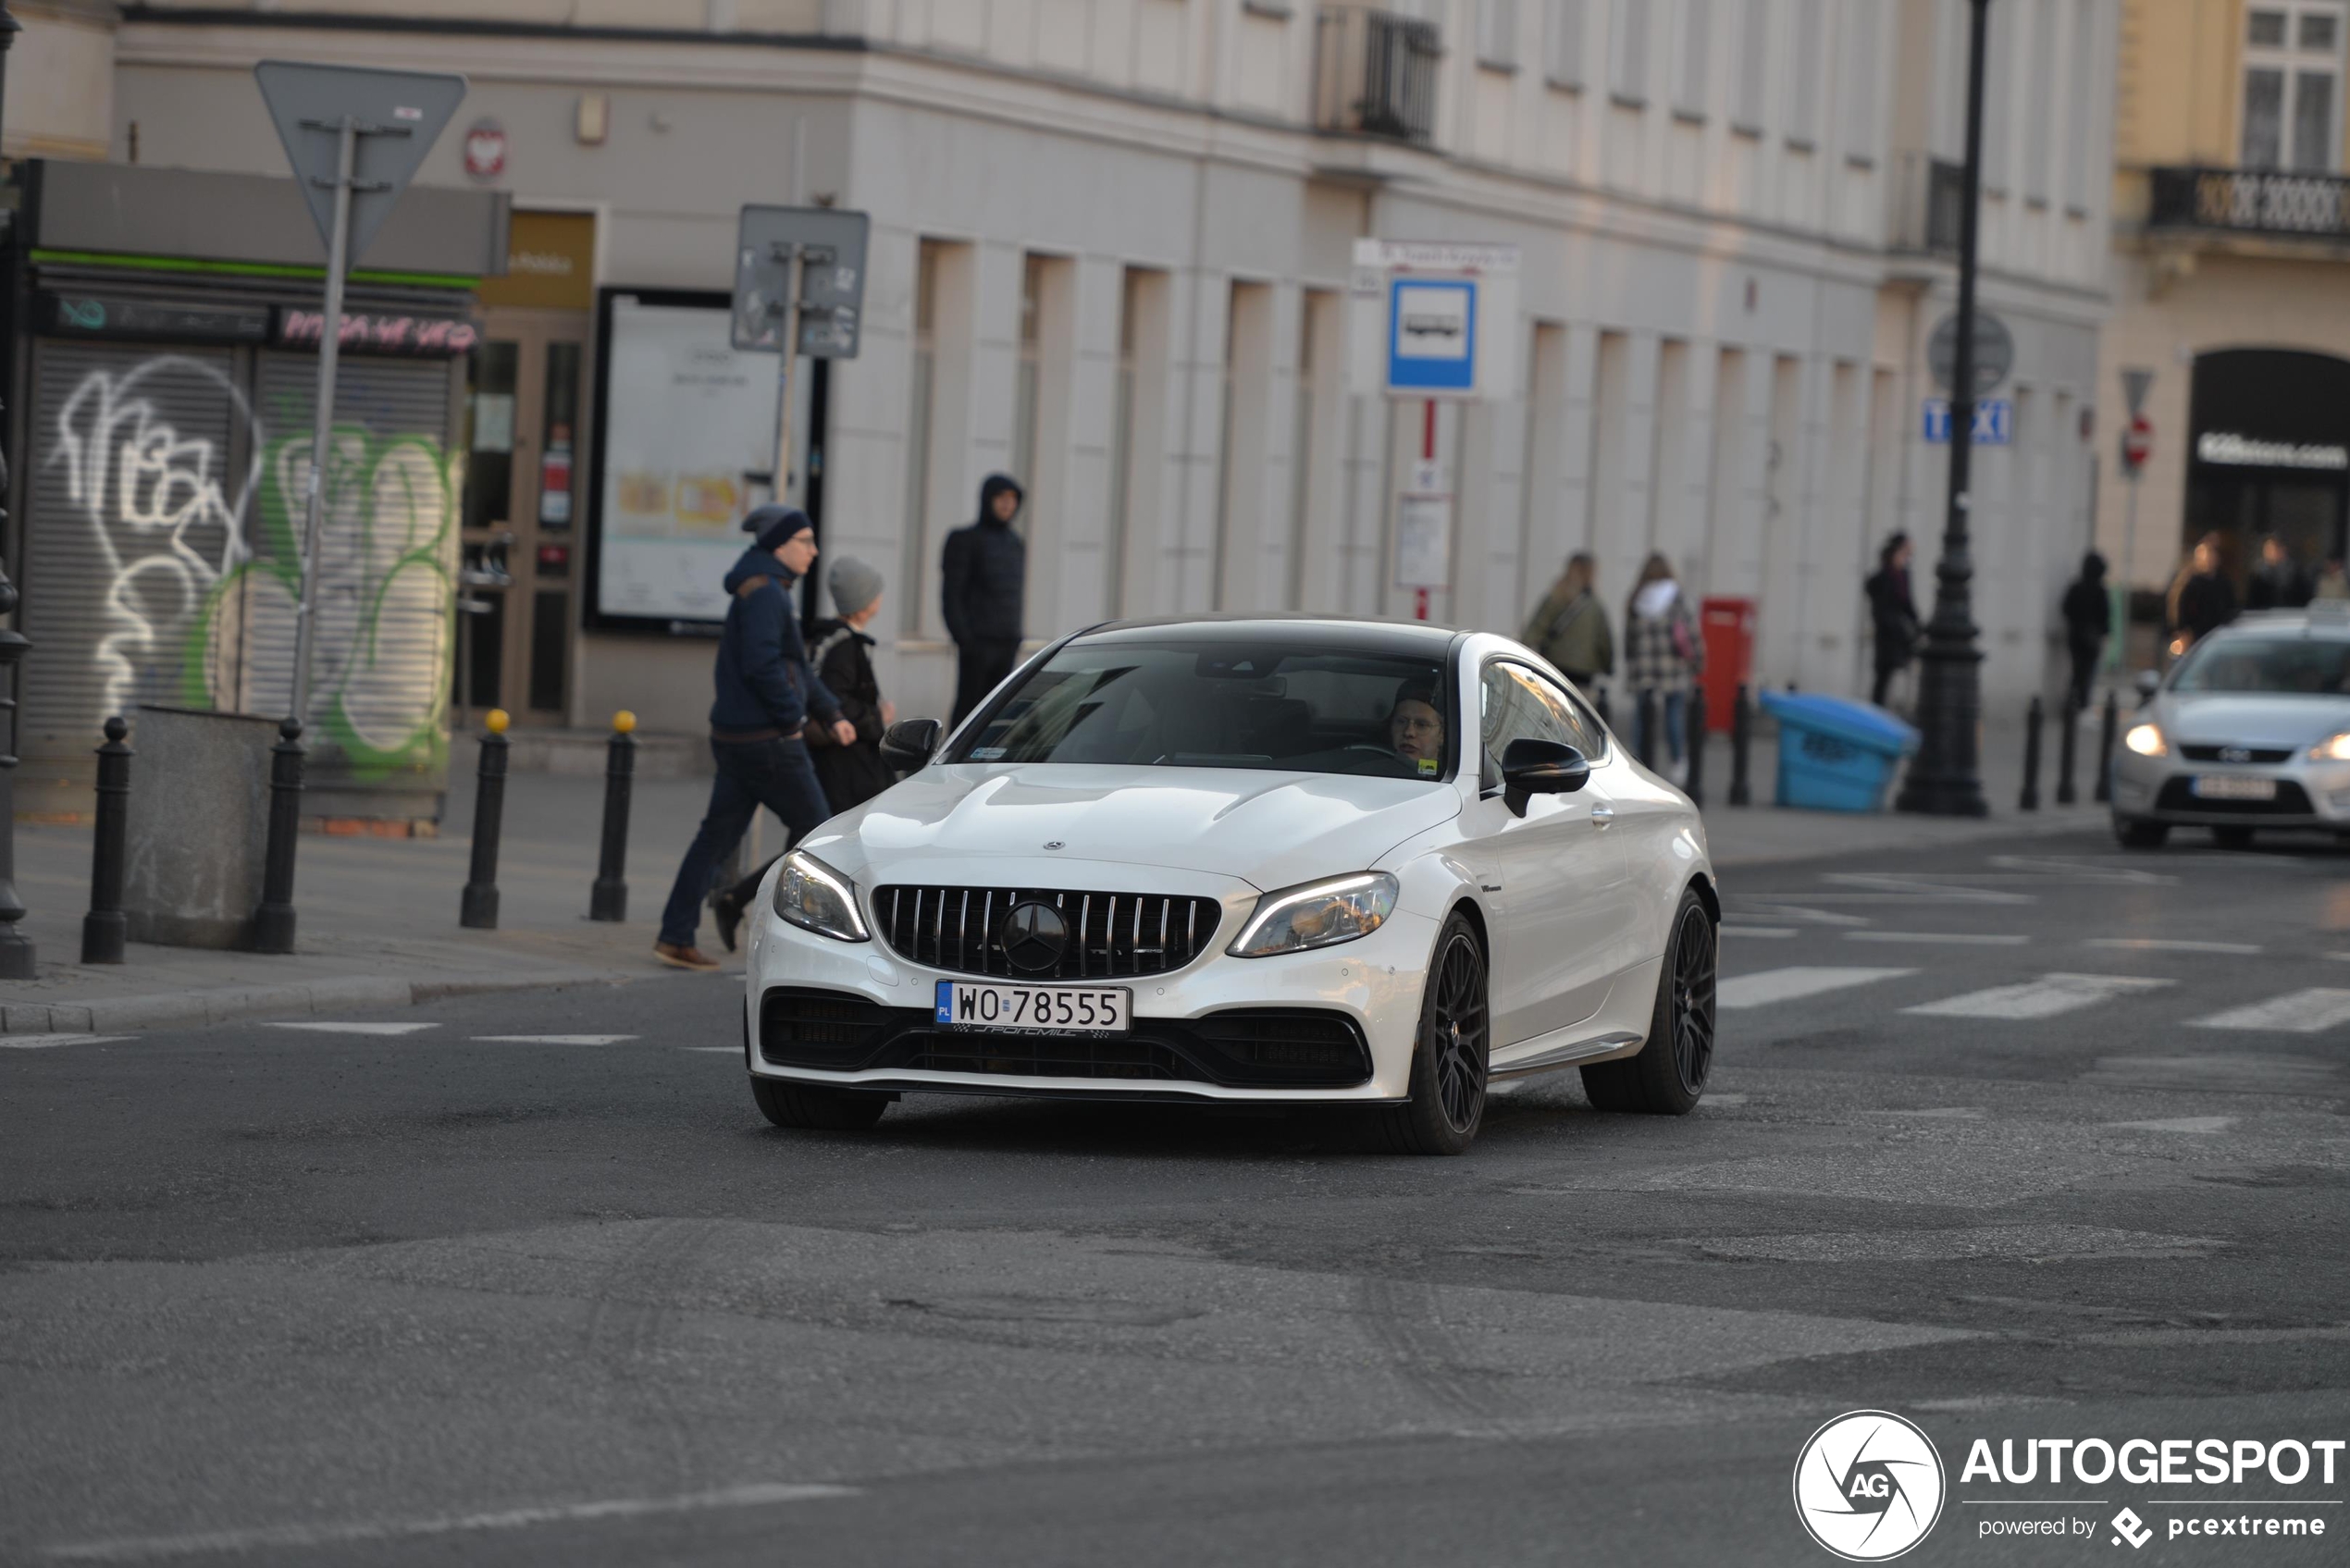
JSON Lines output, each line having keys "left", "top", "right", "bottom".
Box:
{"left": 19, "top": 340, "right": 248, "bottom": 772}
{"left": 246, "top": 352, "right": 457, "bottom": 786}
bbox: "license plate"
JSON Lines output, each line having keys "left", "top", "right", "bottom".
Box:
{"left": 934, "top": 981, "right": 1131, "bottom": 1035}
{"left": 2191, "top": 774, "right": 2278, "bottom": 801}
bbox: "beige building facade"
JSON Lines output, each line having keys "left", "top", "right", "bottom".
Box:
{"left": 2099, "top": 0, "right": 2350, "bottom": 615}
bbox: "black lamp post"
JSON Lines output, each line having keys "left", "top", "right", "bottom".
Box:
{"left": 0, "top": 4, "right": 31, "bottom": 980}
{"left": 1898, "top": 0, "right": 1993, "bottom": 819}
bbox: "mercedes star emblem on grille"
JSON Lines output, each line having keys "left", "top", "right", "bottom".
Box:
{"left": 1001, "top": 900, "right": 1070, "bottom": 973}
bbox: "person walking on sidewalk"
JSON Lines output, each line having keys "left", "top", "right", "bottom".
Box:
{"left": 706, "top": 555, "right": 901, "bottom": 952}
{"left": 1521, "top": 552, "right": 1614, "bottom": 697}
{"left": 2166, "top": 532, "right": 2235, "bottom": 660}
{"left": 2059, "top": 550, "right": 2111, "bottom": 712}
{"left": 1865, "top": 533, "right": 1921, "bottom": 710}
{"left": 1624, "top": 552, "right": 1702, "bottom": 784}
{"left": 943, "top": 474, "right": 1026, "bottom": 725}
{"left": 2246, "top": 534, "right": 2314, "bottom": 611}
{"left": 653, "top": 507, "right": 857, "bottom": 972}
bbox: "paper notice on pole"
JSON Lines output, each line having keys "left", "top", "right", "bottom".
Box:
{"left": 1396, "top": 492, "right": 1453, "bottom": 590}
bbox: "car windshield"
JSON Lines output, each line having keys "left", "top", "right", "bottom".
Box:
{"left": 950, "top": 638, "right": 1453, "bottom": 780}
{"left": 2170, "top": 636, "right": 2350, "bottom": 696}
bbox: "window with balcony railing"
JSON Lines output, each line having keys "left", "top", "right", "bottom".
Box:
{"left": 2147, "top": 166, "right": 2350, "bottom": 239}
{"left": 1312, "top": 4, "right": 1441, "bottom": 142}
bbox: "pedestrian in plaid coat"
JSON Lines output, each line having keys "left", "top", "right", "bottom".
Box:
{"left": 1623, "top": 551, "right": 1703, "bottom": 782}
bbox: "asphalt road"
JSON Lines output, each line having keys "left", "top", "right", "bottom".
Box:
{"left": 4, "top": 824, "right": 2346, "bottom": 1566}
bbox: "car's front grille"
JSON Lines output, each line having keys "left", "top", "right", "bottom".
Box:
{"left": 2154, "top": 778, "right": 2316, "bottom": 817}
{"left": 2179, "top": 744, "right": 2294, "bottom": 764}
{"left": 872, "top": 885, "right": 1225, "bottom": 979}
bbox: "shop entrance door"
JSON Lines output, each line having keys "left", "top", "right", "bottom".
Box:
{"left": 459, "top": 312, "right": 586, "bottom": 726}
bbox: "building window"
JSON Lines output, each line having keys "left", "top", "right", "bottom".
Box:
{"left": 1546, "top": 0, "right": 1587, "bottom": 88}
{"left": 1288, "top": 291, "right": 1330, "bottom": 610}
{"left": 2064, "top": 0, "right": 2097, "bottom": 210}
{"left": 901, "top": 241, "right": 942, "bottom": 636}
{"left": 1107, "top": 270, "right": 1141, "bottom": 617}
{"left": 1842, "top": 0, "right": 1878, "bottom": 158}
{"left": 1012, "top": 253, "right": 1045, "bottom": 503}
{"left": 1982, "top": 0, "right": 2012, "bottom": 190}
{"left": 1675, "top": 0, "right": 1713, "bottom": 119}
{"left": 1783, "top": 0, "right": 1821, "bottom": 147}
{"left": 2242, "top": 3, "right": 2346, "bottom": 171}
{"left": 1609, "top": 0, "right": 1650, "bottom": 104}
{"left": 1733, "top": 0, "right": 1769, "bottom": 132}
{"left": 2023, "top": 0, "right": 2057, "bottom": 198}
{"left": 1478, "top": 0, "right": 1519, "bottom": 69}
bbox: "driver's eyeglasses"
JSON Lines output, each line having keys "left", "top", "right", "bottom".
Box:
{"left": 1393, "top": 715, "right": 1441, "bottom": 735}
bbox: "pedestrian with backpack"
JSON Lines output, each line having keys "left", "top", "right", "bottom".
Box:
{"left": 1521, "top": 551, "right": 1614, "bottom": 698}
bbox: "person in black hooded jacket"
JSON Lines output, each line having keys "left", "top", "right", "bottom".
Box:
{"left": 942, "top": 474, "right": 1026, "bottom": 723}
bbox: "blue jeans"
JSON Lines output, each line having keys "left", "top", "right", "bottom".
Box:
{"left": 658, "top": 737, "right": 834, "bottom": 947}
{"left": 1634, "top": 689, "right": 1688, "bottom": 766}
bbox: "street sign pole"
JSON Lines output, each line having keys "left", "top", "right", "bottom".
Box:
{"left": 289, "top": 113, "right": 365, "bottom": 729}
{"left": 769, "top": 244, "right": 805, "bottom": 511}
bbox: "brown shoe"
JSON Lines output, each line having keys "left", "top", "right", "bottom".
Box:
{"left": 653, "top": 941, "right": 722, "bottom": 972}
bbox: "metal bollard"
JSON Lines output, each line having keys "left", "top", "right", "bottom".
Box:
{"left": 460, "top": 710, "right": 511, "bottom": 931}
{"left": 1635, "top": 688, "right": 1658, "bottom": 771}
{"left": 252, "top": 718, "right": 305, "bottom": 955}
{"left": 1684, "top": 686, "right": 1707, "bottom": 808}
{"left": 1727, "top": 685, "right": 1753, "bottom": 807}
{"left": 2093, "top": 689, "right": 2120, "bottom": 805}
{"left": 2018, "top": 695, "right": 2043, "bottom": 811}
{"left": 2055, "top": 694, "right": 2080, "bottom": 805}
{"left": 80, "top": 716, "right": 131, "bottom": 964}
{"left": 589, "top": 710, "right": 637, "bottom": 922}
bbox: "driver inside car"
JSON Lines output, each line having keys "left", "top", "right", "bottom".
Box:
{"left": 1389, "top": 684, "right": 1445, "bottom": 772}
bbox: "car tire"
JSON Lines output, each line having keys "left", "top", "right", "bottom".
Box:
{"left": 1581, "top": 887, "right": 1715, "bottom": 1117}
{"left": 2114, "top": 817, "right": 2170, "bottom": 849}
{"left": 750, "top": 1076, "right": 890, "bottom": 1130}
{"left": 2212, "top": 825, "right": 2255, "bottom": 849}
{"left": 1373, "top": 912, "right": 1490, "bottom": 1156}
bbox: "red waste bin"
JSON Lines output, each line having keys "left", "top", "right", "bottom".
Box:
{"left": 1700, "top": 597, "right": 1755, "bottom": 733}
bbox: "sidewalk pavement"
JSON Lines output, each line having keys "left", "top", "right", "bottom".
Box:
{"left": 1, "top": 713, "right": 2110, "bottom": 1033}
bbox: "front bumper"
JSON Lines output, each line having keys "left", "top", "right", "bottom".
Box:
{"left": 2109, "top": 748, "right": 2350, "bottom": 828}
{"left": 742, "top": 876, "right": 1438, "bottom": 1104}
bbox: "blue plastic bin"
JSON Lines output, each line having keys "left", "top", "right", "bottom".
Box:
{"left": 1758, "top": 691, "right": 1919, "bottom": 812}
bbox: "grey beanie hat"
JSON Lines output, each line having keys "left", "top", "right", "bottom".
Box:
{"left": 828, "top": 555, "right": 884, "bottom": 619}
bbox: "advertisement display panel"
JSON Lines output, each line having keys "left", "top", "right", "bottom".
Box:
{"left": 587, "top": 289, "right": 779, "bottom": 629}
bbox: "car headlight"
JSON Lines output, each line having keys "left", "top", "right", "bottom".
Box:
{"left": 771, "top": 850, "right": 870, "bottom": 943}
{"left": 2122, "top": 722, "right": 2168, "bottom": 758}
{"left": 2310, "top": 732, "right": 2350, "bottom": 762}
{"left": 1228, "top": 872, "right": 1397, "bottom": 958}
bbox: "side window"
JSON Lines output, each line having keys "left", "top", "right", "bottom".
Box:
{"left": 1480, "top": 662, "right": 1596, "bottom": 788}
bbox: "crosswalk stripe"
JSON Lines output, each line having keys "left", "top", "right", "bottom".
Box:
{"left": 473, "top": 1034, "right": 639, "bottom": 1045}
{"left": 1720, "top": 926, "right": 1797, "bottom": 939}
{"left": 264, "top": 1022, "right": 438, "bottom": 1036}
{"left": 1716, "top": 967, "right": 1914, "bottom": 1010}
{"left": 2191, "top": 988, "right": 2350, "bottom": 1034}
{"left": 1845, "top": 931, "right": 2029, "bottom": 946}
{"left": 1904, "top": 972, "right": 2171, "bottom": 1020}
{"left": 2085, "top": 937, "right": 2263, "bottom": 955}
{"left": 0, "top": 1033, "right": 132, "bottom": 1050}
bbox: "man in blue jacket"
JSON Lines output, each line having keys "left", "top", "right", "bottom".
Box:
{"left": 655, "top": 506, "right": 857, "bottom": 970}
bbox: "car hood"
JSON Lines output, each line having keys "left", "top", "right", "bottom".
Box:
{"left": 816, "top": 764, "right": 1462, "bottom": 892}
{"left": 2158, "top": 692, "right": 2350, "bottom": 748}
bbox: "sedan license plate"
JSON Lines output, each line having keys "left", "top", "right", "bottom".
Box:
{"left": 935, "top": 981, "right": 1131, "bottom": 1036}
{"left": 2191, "top": 774, "right": 2278, "bottom": 801}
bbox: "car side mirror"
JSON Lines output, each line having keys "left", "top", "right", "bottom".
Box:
{"left": 879, "top": 718, "right": 943, "bottom": 772}
{"left": 1500, "top": 737, "right": 1589, "bottom": 816}
{"left": 2133, "top": 669, "right": 2162, "bottom": 703}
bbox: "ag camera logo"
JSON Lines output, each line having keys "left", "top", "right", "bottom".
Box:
{"left": 1794, "top": 1410, "right": 1947, "bottom": 1561}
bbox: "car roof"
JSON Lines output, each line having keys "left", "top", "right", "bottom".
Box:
{"left": 2212, "top": 606, "right": 2350, "bottom": 641}
{"left": 1076, "top": 614, "right": 1463, "bottom": 659}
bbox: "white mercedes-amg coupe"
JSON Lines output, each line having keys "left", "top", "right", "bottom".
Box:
{"left": 740, "top": 616, "right": 1718, "bottom": 1154}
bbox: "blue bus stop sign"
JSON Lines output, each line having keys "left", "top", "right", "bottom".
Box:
{"left": 1387, "top": 278, "right": 1477, "bottom": 393}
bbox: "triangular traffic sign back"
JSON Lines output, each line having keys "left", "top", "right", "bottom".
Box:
{"left": 254, "top": 60, "right": 467, "bottom": 265}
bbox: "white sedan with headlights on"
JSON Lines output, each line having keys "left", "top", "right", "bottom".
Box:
{"left": 2109, "top": 606, "right": 2350, "bottom": 848}
{"left": 737, "top": 616, "right": 1717, "bottom": 1154}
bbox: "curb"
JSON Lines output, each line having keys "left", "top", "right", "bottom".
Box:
{"left": 1, "top": 969, "right": 640, "bottom": 1036}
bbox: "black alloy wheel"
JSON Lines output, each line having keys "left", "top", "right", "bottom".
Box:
{"left": 1376, "top": 913, "right": 1490, "bottom": 1155}
{"left": 1582, "top": 885, "right": 1715, "bottom": 1115}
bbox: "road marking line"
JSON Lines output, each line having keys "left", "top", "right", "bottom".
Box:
{"left": 1721, "top": 926, "right": 1798, "bottom": 939}
{"left": 682, "top": 1045, "right": 740, "bottom": 1053}
{"left": 1845, "top": 931, "right": 2029, "bottom": 946}
{"left": 473, "top": 1034, "right": 639, "bottom": 1045}
{"left": 0, "top": 1034, "right": 132, "bottom": 1050}
{"left": 2192, "top": 988, "right": 2350, "bottom": 1034}
{"left": 1905, "top": 973, "right": 2172, "bottom": 1020}
{"left": 1735, "top": 904, "right": 1871, "bottom": 927}
{"left": 2085, "top": 937, "right": 2264, "bottom": 955}
{"left": 1716, "top": 967, "right": 1914, "bottom": 1009}
{"left": 2106, "top": 1116, "right": 2237, "bottom": 1134}
{"left": 39, "top": 1481, "right": 859, "bottom": 1562}
{"left": 263, "top": 1022, "right": 439, "bottom": 1036}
